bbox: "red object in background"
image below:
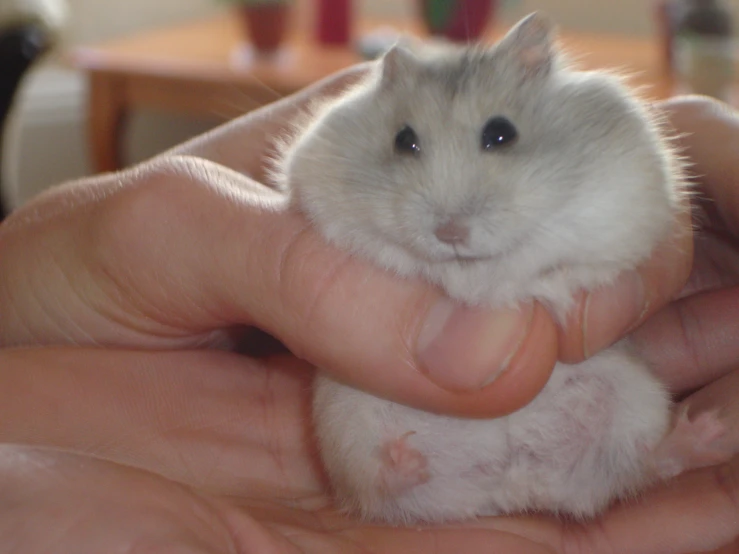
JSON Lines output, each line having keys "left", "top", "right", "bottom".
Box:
{"left": 317, "top": 0, "right": 352, "bottom": 45}
{"left": 446, "top": 0, "right": 495, "bottom": 41}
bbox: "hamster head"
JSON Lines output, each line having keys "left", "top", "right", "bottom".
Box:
{"left": 282, "top": 13, "right": 684, "bottom": 311}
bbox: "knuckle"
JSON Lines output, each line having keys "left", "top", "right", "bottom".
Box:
{"left": 88, "top": 158, "right": 220, "bottom": 260}
{"left": 80, "top": 160, "right": 226, "bottom": 313}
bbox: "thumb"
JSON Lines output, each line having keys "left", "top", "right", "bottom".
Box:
{"left": 0, "top": 155, "right": 556, "bottom": 417}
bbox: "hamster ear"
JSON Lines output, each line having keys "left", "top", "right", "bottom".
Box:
{"left": 496, "top": 12, "right": 556, "bottom": 77}
{"left": 380, "top": 43, "right": 419, "bottom": 85}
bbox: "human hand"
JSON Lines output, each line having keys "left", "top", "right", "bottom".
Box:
{"left": 0, "top": 351, "right": 562, "bottom": 554}
{"left": 0, "top": 67, "right": 706, "bottom": 552}
{"left": 0, "top": 63, "right": 692, "bottom": 419}
{"left": 4, "top": 338, "right": 736, "bottom": 554}
{"left": 0, "top": 62, "right": 589, "bottom": 553}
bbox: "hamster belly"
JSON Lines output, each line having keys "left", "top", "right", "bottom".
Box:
{"left": 495, "top": 343, "right": 671, "bottom": 518}
{"left": 313, "top": 373, "right": 509, "bottom": 524}
{"left": 312, "top": 342, "right": 670, "bottom": 524}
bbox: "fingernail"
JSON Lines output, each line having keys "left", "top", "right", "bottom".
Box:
{"left": 583, "top": 270, "right": 647, "bottom": 358}
{"left": 417, "top": 299, "right": 533, "bottom": 391}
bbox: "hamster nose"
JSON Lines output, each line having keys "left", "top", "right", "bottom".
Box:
{"left": 434, "top": 219, "right": 470, "bottom": 246}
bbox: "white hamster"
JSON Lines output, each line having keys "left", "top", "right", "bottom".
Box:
{"left": 277, "top": 13, "right": 692, "bottom": 524}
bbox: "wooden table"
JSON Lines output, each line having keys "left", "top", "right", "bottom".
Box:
{"left": 71, "top": 14, "right": 676, "bottom": 173}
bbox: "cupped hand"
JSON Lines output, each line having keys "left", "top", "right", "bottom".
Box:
{"left": 1, "top": 445, "right": 560, "bottom": 554}
{"left": 0, "top": 62, "right": 692, "bottom": 419}
{"left": 0, "top": 351, "right": 559, "bottom": 554}
{"left": 4, "top": 341, "right": 737, "bottom": 554}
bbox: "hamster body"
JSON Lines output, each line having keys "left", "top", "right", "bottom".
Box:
{"left": 278, "top": 13, "right": 687, "bottom": 524}
{"left": 314, "top": 346, "right": 668, "bottom": 523}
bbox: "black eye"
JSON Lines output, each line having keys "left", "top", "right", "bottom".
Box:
{"left": 481, "top": 116, "right": 518, "bottom": 150}
{"left": 394, "top": 125, "right": 420, "bottom": 155}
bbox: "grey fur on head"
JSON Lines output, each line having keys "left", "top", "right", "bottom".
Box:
{"left": 280, "top": 12, "right": 685, "bottom": 316}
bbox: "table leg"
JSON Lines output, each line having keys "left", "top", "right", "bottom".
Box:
{"left": 88, "top": 72, "right": 127, "bottom": 173}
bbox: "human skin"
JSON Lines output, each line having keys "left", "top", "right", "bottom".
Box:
{"left": 0, "top": 64, "right": 732, "bottom": 552}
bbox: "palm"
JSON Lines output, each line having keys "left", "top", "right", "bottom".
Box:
{"left": 16, "top": 347, "right": 554, "bottom": 554}
{"left": 193, "top": 359, "right": 557, "bottom": 554}
{"left": 7, "top": 346, "right": 737, "bottom": 554}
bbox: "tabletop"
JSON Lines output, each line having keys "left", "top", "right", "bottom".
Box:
{"left": 72, "top": 13, "right": 678, "bottom": 97}
{"left": 70, "top": 13, "right": 680, "bottom": 172}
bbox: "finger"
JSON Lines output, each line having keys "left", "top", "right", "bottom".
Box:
{"left": 0, "top": 346, "right": 323, "bottom": 499}
{"left": 466, "top": 456, "right": 739, "bottom": 554}
{"left": 631, "top": 287, "right": 739, "bottom": 392}
{"left": 339, "top": 526, "right": 557, "bottom": 554}
{"left": 659, "top": 95, "right": 739, "bottom": 236}
{"left": 0, "top": 157, "right": 557, "bottom": 417}
{"left": 166, "top": 62, "right": 372, "bottom": 180}
{"left": 220, "top": 504, "right": 557, "bottom": 554}
{"left": 559, "top": 187, "right": 694, "bottom": 362}
{"left": 681, "top": 224, "right": 739, "bottom": 298}
{"left": 571, "top": 458, "right": 739, "bottom": 554}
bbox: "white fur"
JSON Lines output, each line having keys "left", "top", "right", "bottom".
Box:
{"left": 279, "top": 13, "right": 687, "bottom": 523}
{"left": 314, "top": 345, "right": 669, "bottom": 523}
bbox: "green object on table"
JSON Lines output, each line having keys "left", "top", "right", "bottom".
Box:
{"left": 427, "top": 0, "right": 457, "bottom": 31}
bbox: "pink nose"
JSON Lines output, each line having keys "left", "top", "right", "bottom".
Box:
{"left": 434, "top": 220, "right": 470, "bottom": 245}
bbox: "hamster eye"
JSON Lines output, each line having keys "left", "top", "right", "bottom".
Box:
{"left": 394, "top": 125, "right": 420, "bottom": 155}
{"left": 481, "top": 116, "right": 518, "bottom": 150}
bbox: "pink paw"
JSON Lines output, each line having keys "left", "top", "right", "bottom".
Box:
{"left": 377, "top": 431, "right": 430, "bottom": 495}
{"left": 651, "top": 409, "right": 731, "bottom": 479}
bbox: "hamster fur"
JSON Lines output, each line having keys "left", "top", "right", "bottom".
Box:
{"left": 277, "top": 13, "right": 688, "bottom": 524}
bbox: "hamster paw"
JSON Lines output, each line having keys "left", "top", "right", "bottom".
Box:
{"left": 377, "top": 431, "right": 430, "bottom": 494}
{"left": 650, "top": 408, "right": 732, "bottom": 479}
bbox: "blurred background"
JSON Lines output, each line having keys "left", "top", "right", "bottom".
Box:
{"left": 1, "top": 0, "right": 737, "bottom": 212}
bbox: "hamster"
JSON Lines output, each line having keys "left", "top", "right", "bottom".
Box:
{"left": 276, "top": 13, "right": 701, "bottom": 524}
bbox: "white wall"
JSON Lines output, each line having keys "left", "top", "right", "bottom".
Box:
{"left": 4, "top": 0, "right": 226, "bottom": 206}
{"left": 5, "top": 0, "right": 739, "bottom": 207}
{"left": 62, "top": 0, "right": 217, "bottom": 44}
